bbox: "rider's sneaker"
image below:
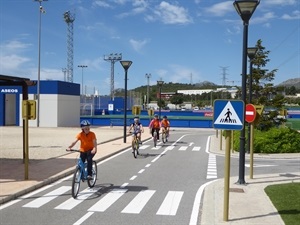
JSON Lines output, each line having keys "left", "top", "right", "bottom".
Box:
{"left": 139, "top": 140, "right": 142, "bottom": 145}
{"left": 87, "top": 175, "right": 92, "bottom": 180}
{"left": 166, "top": 138, "right": 168, "bottom": 142}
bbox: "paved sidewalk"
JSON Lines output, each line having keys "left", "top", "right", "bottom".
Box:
{"left": 0, "top": 127, "right": 299, "bottom": 225}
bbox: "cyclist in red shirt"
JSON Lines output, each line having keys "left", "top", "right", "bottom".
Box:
{"left": 68, "top": 120, "right": 97, "bottom": 180}
{"left": 161, "top": 115, "right": 170, "bottom": 141}
{"left": 149, "top": 114, "right": 161, "bottom": 141}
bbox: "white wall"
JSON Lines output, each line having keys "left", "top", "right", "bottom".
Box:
{"left": 20, "top": 94, "right": 80, "bottom": 127}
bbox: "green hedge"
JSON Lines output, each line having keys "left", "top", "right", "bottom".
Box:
{"left": 233, "top": 127, "right": 300, "bottom": 153}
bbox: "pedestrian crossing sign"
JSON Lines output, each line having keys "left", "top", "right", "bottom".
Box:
{"left": 213, "top": 100, "right": 244, "bottom": 130}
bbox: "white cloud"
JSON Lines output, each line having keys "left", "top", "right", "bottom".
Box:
{"left": 264, "top": 0, "right": 297, "bottom": 6}
{"left": 129, "top": 39, "right": 149, "bottom": 52}
{"left": 251, "top": 11, "right": 276, "bottom": 24}
{"left": 282, "top": 10, "right": 300, "bottom": 20}
{"left": 153, "top": 1, "right": 193, "bottom": 25}
{"left": 93, "top": 0, "right": 112, "bottom": 8}
{"left": 205, "top": 1, "right": 233, "bottom": 17}
{"left": 157, "top": 64, "right": 201, "bottom": 84}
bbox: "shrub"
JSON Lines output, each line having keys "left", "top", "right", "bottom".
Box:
{"left": 232, "top": 127, "right": 300, "bottom": 153}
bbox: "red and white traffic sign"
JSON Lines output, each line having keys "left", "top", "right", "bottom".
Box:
{"left": 245, "top": 104, "right": 256, "bottom": 123}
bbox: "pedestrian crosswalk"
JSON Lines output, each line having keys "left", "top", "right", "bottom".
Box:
{"left": 21, "top": 186, "right": 185, "bottom": 216}
{"left": 138, "top": 144, "right": 202, "bottom": 151}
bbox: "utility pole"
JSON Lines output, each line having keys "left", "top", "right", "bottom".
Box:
{"left": 145, "top": 73, "right": 151, "bottom": 109}
{"left": 220, "top": 66, "right": 229, "bottom": 86}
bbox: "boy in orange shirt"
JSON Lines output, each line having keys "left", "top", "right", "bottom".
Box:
{"left": 68, "top": 120, "right": 97, "bottom": 179}
{"left": 161, "top": 115, "right": 170, "bottom": 141}
{"left": 149, "top": 114, "right": 161, "bottom": 141}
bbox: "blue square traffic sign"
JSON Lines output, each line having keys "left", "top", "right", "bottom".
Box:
{"left": 213, "top": 100, "right": 244, "bottom": 130}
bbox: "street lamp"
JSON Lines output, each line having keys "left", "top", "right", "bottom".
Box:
{"left": 78, "top": 65, "right": 88, "bottom": 95}
{"left": 34, "top": 0, "right": 47, "bottom": 127}
{"left": 120, "top": 60, "right": 133, "bottom": 143}
{"left": 157, "top": 80, "right": 164, "bottom": 120}
{"left": 233, "top": 0, "right": 260, "bottom": 185}
{"left": 145, "top": 73, "right": 151, "bottom": 109}
{"left": 247, "top": 47, "right": 258, "bottom": 154}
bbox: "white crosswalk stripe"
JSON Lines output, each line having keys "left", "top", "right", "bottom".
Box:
{"left": 139, "top": 145, "right": 150, "bottom": 149}
{"left": 121, "top": 190, "right": 156, "bottom": 214}
{"left": 206, "top": 154, "right": 217, "bottom": 179}
{"left": 55, "top": 188, "right": 97, "bottom": 210}
{"left": 152, "top": 146, "right": 162, "bottom": 150}
{"left": 22, "top": 186, "right": 71, "bottom": 208}
{"left": 192, "top": 146, "right": 201, "bottom": 151}
{"left": 88, "top": 189, "right": 127, "bottom": 212}
{"left": 156, "top": 191, "right": 183, "bottom": 216}
{"left": 179, "top": 146, "right": 188, "bottom": 151}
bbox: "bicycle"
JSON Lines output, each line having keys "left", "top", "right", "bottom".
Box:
{"left": 66, "top": 149, "right": 97, "bottom": 198}
{"left": 130, "top": 132, "right": 140, "bottom": 158}
{"left": 161, "top": 128, "right": 167, "bottom": 143}
{"left": 153, "top": 129, "right": 158, "bottom": 147}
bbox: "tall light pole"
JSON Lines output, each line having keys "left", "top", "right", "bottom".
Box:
{"left": 78, "top": 65, "right": 87, "bottom": 95}
{"left": 104, "top": 53, "right": 122, "bottom": 100}
{"left": 34, "top": 0, "right": 47, "bottom": 127}
{"left": 247, "top": 47, "right": 258, "bottom": 154}
{"left": 145, "top": 73, "right": 151, "bottom": 109}
{"left": 157, "top": 80, "right": 164, "bottom": 120}
{"left": 120, "top": 60, "right": 132, "bottom": 143}
{"left": 233, "top": 0, "right": 260, "bottom": 184}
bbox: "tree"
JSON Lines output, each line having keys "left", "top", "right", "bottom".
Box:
{"left": 170, "top": 94, "right": 184, "bottom": 109}
{"left": 250, "top": 39, "right": 286, "bottom": 130}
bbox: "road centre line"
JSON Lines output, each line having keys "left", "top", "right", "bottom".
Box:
{"left": 130, "top": 175, "right": 137, "bottom": 180}
{"left": 120, "top": 183, "right": 129, "bottom": 188}
{"left": 145, "top": 164, "right": 151, "bottom": 167}
{"left": 138, "top": 169, "right": 145, "bottom": 174}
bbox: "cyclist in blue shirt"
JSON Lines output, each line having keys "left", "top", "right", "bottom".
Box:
{"left": 128, "top": 116, "right": 144, "bottom": 144}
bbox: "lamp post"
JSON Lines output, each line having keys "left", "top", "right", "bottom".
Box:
{"left": 78, "top": 65, "right": 88, "bottom": 95}
{"left": 120, "top": 60, "right": 132, "bottom": 143}
{"left": 145, "top": 73, "right": 151, "bottom": 109}
{"left": 34, "top": 0, "right": 47, "bottom": 127}
{"left": 157, "top": 80, "right": 164, "bottom": 120}
{"left": 247, "top": 47, "right": 258, "bottom": 154}
{"left": 233, "top": 0, "right": 260, "bottom": 184}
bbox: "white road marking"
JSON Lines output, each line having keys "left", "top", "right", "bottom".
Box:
{"left": 120, "top": 183, "right": 129, "bottom": 188}
{"left": 138, "top": 169, "right": 145, "bottom": 174}
{"left": 245, "top": 164, "right": 277, "bottom": 168}
{"left": 130, "top": 175, "right": 137, "bottom": 180}
{"left": 121, "top": 190, "right": 156, "bottom": 214}
{"left": 179, "top": 146, "right": 188, "bottom": 151}
{"left": 145, "top": 164, "right": 151, "bottom": 168}
{"left": 152, "top": 146, "right": 162, "bottom": 150}
{"left": 206, "top": 154, "right": 217, "bottom": 179}
{"left": 22, "top": 186, "right": 71, "bottom": 208}
{"left": 151, "top": 149, "right": 169, "bottom": 163}
{"left": 88, "top": 189, "right": 127, "bottom": 212}
{"left": 0, "top": 184, "right": 54, "bottom": 210}
{"left": 165, "top": 146, "right": 175, "bottom": 151}
{"left": 73, "top": 212, "right": 94, "bottom": 225}
{"left": 156, "top": 191, "right": 183, "bottom": 216}
{"left": 192, "top": 146, "right": 201, "bottom": 151}
{"left": 189, "top": 179, "right": 218, "bottom": 225}
{"left": 55, "top": 188, "right": 97, "bottom": 210}
{"left": 139, "top": 145, "right": 150, "bottom": 149}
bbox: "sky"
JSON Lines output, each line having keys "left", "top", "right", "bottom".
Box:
{"left": 0, "top": 0, "right": 299, "bottom": 95}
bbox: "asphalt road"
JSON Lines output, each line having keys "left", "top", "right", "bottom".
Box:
{"left": 0, "top": 129, "right": 299, "bottom": 225}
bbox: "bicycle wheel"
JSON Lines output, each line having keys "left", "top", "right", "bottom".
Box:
{"left": 162, "top": 131, "right": 166, "bottom": 143}
{"left": 153, "top": 131, "right": 157, "bottom": 147}
{"left": 132, "top": 140, "right": 138, "bottom": 158}
{"left": 88, "top": 161, "right": 97, "bottom": 188}
{"left": 72, "top": 167, "right": 81, "bottom": 198}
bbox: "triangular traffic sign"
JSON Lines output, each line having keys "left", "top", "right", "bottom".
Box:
{"left": 214, "top": 101, "right": 243, "bottom": 125}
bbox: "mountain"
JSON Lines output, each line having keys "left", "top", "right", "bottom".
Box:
{"left": 276, "top": 78, "right": 300, "bottom": 89}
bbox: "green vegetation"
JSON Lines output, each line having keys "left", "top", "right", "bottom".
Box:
{"left": 265, "top": 182, "right": 300, "bottom": 225}
{"left": 232, "top": 127, "right": 300, "bottom": 153}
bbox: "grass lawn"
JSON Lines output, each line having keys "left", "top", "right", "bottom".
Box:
{"left": 265, "top": 182, "right": 300, "bottom": 225}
